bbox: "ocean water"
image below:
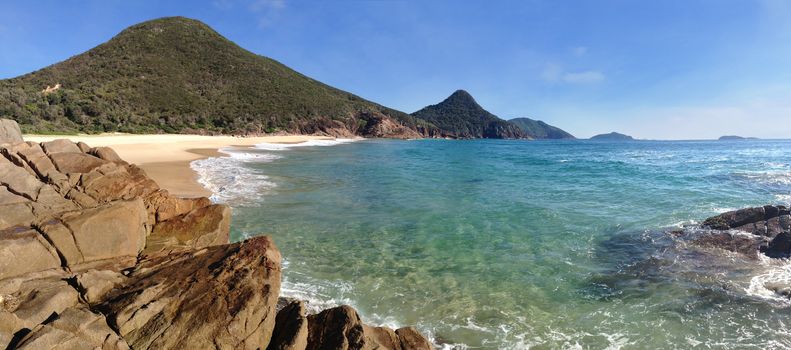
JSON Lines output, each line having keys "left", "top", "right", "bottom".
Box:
{"left": 192, "top": 139, "right": 791, "bottom": 349}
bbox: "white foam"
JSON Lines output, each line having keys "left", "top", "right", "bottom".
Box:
{"left": 745, "top": 255, "right": 791, "bottom": 305}
{"left": 220, "top": 147, "right": 283, "bottom": 161}
{"left": 190, "top": 150, "right": 279, "bottom": 206}
{"left": 254, "top": 138, "right": 358, "bottom": 151}
{"left": 736, "top": 171, "right": 791, "bottom": 186}
{"left": 775, "top": 194, "right": 791, "bottom": 205}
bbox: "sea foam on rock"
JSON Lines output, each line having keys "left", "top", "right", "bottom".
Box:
{"left": 0, "top": 118, "right": 432, "bottom": 349}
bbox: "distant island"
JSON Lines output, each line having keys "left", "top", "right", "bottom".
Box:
{"left": 718, "top": 135, "right": 758, "bottom": 140}
{"left": 590, "top": 132, "right": 634, "bottom": 141}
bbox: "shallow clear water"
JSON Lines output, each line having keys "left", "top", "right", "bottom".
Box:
{"left": 193, "top": 139, "right": 791, "bottom": 349}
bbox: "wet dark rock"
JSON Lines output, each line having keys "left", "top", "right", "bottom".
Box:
{"left": 762, "top": 231, "right": 791, "bottom": 258}
{"left": 269, "top": 300, "right": 308, "bottom": 350}
{"left": 698, "top": 205, "right": 791, "bottom": 258}
{"left": 691, "top": 231, "right": 768, "bottom": 258}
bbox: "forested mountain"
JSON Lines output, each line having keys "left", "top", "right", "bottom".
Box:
{"left": 0, "top": 17, "right": 436, "bottom": 137}
{"left": 411, "top": 90, "right": 525, "bottom": 139}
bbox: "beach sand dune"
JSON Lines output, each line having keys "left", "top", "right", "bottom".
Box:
{"left": 24, "top": 134, "right": 335, "bottom": 197}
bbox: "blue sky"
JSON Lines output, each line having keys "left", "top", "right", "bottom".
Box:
{"left": 1, "top": 0, "right": 790, "bottom": 139}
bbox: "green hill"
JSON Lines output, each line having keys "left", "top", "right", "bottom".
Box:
{"left": 508, "top": 117, "right": 575, "bottom": 139}
{"left": 0, "top": 17, "right": 436, "bottom": 137}
{"left": 411, "top": 90, "right": 526, "bottom": 139}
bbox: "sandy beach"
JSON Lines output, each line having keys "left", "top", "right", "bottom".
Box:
{"left": 24, "top": 134, "right": 336, "bottom": 197}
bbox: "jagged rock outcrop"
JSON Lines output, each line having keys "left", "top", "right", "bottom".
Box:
{"left": 97, "top": 236, "right": 282, "bottom": 349}
{"left": 305, "top": 305, "right": 432, "bottom": 350}
{"left": 695, "top": 205, "right": 791, "bottom": 258}
{"left": 0, "top": 119, "right": 432, "bottom": 349}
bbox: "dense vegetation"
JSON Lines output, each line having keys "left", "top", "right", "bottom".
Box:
{"left": 0, "top": 17, "right": 435, "bottom": 136}
{"left": 508, "top": 117, "right": 575, "bottom": 139}
{"left": 411, "top": 90, "right": 526, "bottom": 139}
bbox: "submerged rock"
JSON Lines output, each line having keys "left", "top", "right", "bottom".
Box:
{"left": 0, "top": 119, "right": 432, "bottom": 349}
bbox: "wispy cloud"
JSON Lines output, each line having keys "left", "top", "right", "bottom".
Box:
{"left": 540, "top": 63, "right": 563, "bottom": 82}
{"left": 213, "top": 0, "right": 286, "bottom": 28}
{"left": 571, "top": 46, "right": 588, "bottom": 56}
{"left": 249, "top": 0, "right": 285, "bottom": 12}
{"left": 562, "top": 70, "right": 604, "bottom": 84}
{"left": 541, "top": 63, "right": 605, "bottom": 84}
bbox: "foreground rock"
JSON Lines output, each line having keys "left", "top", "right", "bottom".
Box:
{"left": 98, "top": 236, "right": 281, "bottom": 349}
{"left": 0, "top": 119, "right": 432, "bottom": 349}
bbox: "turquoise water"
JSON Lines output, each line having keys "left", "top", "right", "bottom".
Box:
{"left": 193, "top": 139, "right": 791, "bottom": 349}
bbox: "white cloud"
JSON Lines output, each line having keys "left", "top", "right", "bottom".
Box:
{"left": 541, "top": 63, "right": 562, "bottom": 82}
{"left": 562, "top": 70, "right": 604, "bottom": 84}
{"left": 541, "top": 64, "right": 604, "bottom": 84}
{"left": 571, "top": 46, "right": 588, "bottom": 56}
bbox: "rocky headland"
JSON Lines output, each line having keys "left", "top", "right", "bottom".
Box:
{"left": 0, "top": 119, "right": 432, "bottom": 349}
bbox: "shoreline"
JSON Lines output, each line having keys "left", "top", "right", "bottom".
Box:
{"left": 23, "top": 134, "right": 337, "bottom": 197}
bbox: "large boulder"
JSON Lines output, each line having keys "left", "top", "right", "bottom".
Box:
{"left": 306, "top": 305, "right": 433, "bottom": 350}
{"left": 89, "top": 147, "right": 125, "bottom": 163}
{"left": 145, "top": 189, "right": 211, "bottom": 222}
{"left": 0, "top": 119, "right": 23, "bottom": 144}
{"left": 79, "top": 163, "right": 159, "bottom": 203}
{"left": 269, "top": 301, "right": 309, "bottom": 350}
{"left": 46, "top": 199, "right": 147, "bottom": 268}
{"left": 0, "top": 156, "right": 46, "bottom": 201}
{"left": 75, "top": 269, "right": 126, "bottom": 304}
{"left": 0, "top": 227, "right": 62, "bottom": 280}
{"left": 0, "top": 273, "right": 81, "bottom": 348}
{"left": 14, "top": 143, "right": 69, "bottom": 187}
{"left": 307, "top": 305, "right": 366, "bottom": 350}
{"left": 40, "top": 139, "right": 82, "bottom": 155}
{"left": 394, "top": 327, "right": 433, "bottom": 350}
{"left": 145, "top": 204, "right": 231, "bottom": 254}
{"left": 98, "top": 236, "right": 282, "bottom": 349}
{"left": 0, "top": 187, "right": 35, "bottom": 229}
{"left": 14, "top": 306, "right": 129, "bottom": 350}
{"left": 50, "top": 152, "right": 109, "bottom": 174}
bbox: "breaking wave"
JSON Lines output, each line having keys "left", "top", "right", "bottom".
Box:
{"left": 190, "top": 148, "right": 280, "bottom": 206}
